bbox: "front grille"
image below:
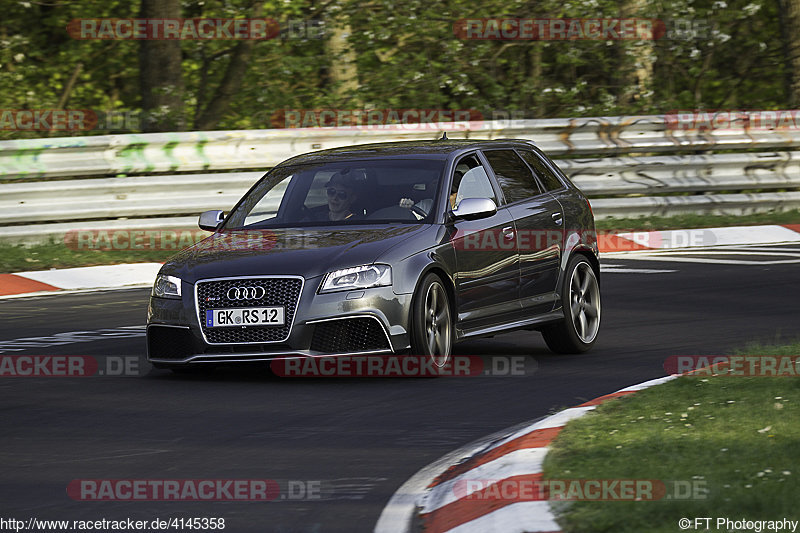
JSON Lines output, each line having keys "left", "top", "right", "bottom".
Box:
{"left": 196, "top": 277, "right": 303, "bottom": 344}
{"left": 310, "top": 317, "right": 391, "bottom": 353}
{"left": 148, "top": 326, "right": 195, "bottom": 360}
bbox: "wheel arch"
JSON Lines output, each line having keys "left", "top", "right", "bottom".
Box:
{"left": 410, "top": 264, "right": 457, "bottom": 317}
{"left": 556, "top": 245, "right": 601, "bottom": 299}
{"left": 573, "top": 247, "right": 600, "bottom": 287}
{"left": 406, "top": 263, "right": 458, "bottom": 356}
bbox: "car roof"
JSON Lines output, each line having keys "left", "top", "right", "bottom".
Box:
{"left": 276, "top": 139, "right": 537, "bottom": 166}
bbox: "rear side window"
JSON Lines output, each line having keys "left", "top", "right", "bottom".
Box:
{"left": 482, "top": 149, "right": 542, "bottom": 204}
{"left": 518, "top": 149, "right": 565, "bottom": 192}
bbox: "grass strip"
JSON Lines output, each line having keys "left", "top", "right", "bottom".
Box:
{"left": 0, "top": 241, "right": 183, "bottom": 273}
{"left": 543, "top": 342, "right": 800, "bottom": 532}
{"left": 595, "top": 210, "right": 800, "bottom": 231}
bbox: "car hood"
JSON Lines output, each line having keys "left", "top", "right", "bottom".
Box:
{"left": 161, "top": 225, "right": 430, "bottom": 283}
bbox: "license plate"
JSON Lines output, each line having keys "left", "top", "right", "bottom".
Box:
{"left": 205, "top": 307, "right": 285, "bottom": 327}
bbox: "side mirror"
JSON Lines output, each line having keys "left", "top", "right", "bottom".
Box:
{"left": 451, "top": 198, "right": 497, "bottom": 220}
{"left": 199, "top": 210, "right": 225, "bottom": 231}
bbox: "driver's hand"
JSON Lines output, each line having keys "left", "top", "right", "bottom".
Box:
{"left": 399, "top": 197, "right": 414, "bottom": 208}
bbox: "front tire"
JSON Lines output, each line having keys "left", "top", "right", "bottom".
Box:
{"left": 410, "top": 273, "right": 453, "bottom": 367}
{"left": 542, "top": 255, "right": 601, "bottom": 354}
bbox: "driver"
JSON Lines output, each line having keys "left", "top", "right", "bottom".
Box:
{"left": 323, "top": 171, "right": 359, "bottom": 221}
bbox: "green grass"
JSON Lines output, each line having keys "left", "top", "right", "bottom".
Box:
{"left": 595, "top": 209, "right": 800, "bottom": 231}
{"left": 0, "top": 240, "right": 183, "bottom": 273}
{"left": 543, "top": 342, "right": 800, "bottom": 532}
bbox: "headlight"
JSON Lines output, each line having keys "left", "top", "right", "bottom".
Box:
{"left": 319, "top": 264, "right": 391, "bottom": 293}
{"left": 152, "top": 274, "right": 182, "bottom": 299}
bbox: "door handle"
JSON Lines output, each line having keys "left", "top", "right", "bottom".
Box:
{"left": 551, "top": 212, "right": 563, "bottom": 225}
{"left": 502, "top": 226, "right": 515, "bottom": 240}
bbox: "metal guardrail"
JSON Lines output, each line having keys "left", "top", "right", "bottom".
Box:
{"left": 591, "top": 192, "right": 800, "bottom": 219}
{"left": 4, "top": 152, "right": 799, "bottom": 225}
{"left": 4, "top": 116, "right": 800, "bottom": 180}
{"left": 563, "top": 151, "right": 800, "bottom": 195}
{"left": 0, "top": 172, "right": 262, "bottom": 224}
{"left": 1, "top": 115, "right": 799, "bottom": 243}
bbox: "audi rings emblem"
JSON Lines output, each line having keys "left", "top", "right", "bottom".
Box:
{"left": 226, "top": 286, "right": 266, "bottom": 300}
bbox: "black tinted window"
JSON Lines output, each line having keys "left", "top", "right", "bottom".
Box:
{"left": 223, "top": 159, "right": 444, "bottom": 228}
{"left": 482, "top": 149, "right": 542, "bottom": 203}
{"left": 518, "top": 149, "right": 565, "bottom": 192}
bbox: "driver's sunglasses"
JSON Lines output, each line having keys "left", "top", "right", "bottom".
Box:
{"left": 326, "top": 188, "right": 349, "bottom": 200}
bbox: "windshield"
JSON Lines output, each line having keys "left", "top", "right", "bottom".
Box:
{"left": 223, "top": 159, "right": 445, "bottom": 229}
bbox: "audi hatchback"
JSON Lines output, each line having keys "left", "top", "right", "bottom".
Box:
{"left": 146, "top": 140, "right": 601, "bottom": 370}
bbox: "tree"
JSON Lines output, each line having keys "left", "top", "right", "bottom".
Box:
{"left": 139, "top": 0, "right": 185, "bottom": 131}
{"left": 778, "top": 0, "right": 800, "bottom": 106}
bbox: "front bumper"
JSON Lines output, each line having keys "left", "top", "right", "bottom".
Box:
{"left": 146, "top": 277, "right": 413, "bottom": 365}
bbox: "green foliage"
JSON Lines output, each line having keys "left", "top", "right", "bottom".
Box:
{"left": 0, "top": 0, "right": 792, "bottom": 139}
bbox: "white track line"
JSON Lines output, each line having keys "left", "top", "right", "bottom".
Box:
{"left": 15, "top": 263, "right": 161, "bottom": 290}
{"left": 483, "top": 406, "right": 597, "bottom": 454}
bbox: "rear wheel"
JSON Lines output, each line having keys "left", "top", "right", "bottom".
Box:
{"left": 410, "top": 273, "right": 453, "bottom": 367}
{"left": 542, "top": 255, "right": 601, "bottom": 354}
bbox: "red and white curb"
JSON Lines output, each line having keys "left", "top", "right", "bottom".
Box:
{"left": 375, "top": 375, "right": 677, "bottom": 533}
{"left": 0, "top": 263, "right": 161, "bottom": 298}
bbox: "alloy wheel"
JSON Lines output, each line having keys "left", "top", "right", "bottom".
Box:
{"left": 569, "top": 262, "right": 601, "bottom": 343}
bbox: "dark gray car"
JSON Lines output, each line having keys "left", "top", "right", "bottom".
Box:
{"left": 146, "top": 139, "right": 601, "bottom": 370}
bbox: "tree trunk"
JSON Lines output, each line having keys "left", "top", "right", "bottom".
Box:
{"left": 326, "top": 16, "right": 359, "bottom": 102}
{"left": 781, "top": 0, "right": 800, "bottom": 106}
{"left": 617, "top": 0, "right": 654, "bottom": 109}
{"left": 529, "top": 44, "right": 543, "bottom": 117}
{"left": 139, "top": 0, "right": 185, "bottom": 132}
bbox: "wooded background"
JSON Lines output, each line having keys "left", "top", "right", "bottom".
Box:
{"left": 1, "top": 0, "right": 798, "bottom": 138}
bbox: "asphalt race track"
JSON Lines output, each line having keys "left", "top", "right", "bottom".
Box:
{"left": 1, "top": 245, "right": 799, "bottom": 533}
